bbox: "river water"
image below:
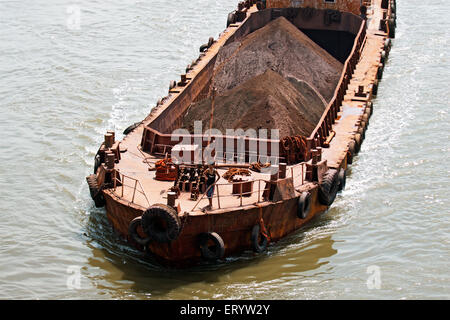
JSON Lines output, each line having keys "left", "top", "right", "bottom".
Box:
{"left": 0, "top": 0, "right": 448, "bottom": 299}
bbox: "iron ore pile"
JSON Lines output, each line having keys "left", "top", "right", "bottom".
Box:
{"left": 182, "top": 17, "right": 343, "bottom": 137}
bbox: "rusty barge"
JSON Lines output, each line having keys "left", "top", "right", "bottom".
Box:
{"left": 86, "top": 0, "right": 397, "bottom": 267}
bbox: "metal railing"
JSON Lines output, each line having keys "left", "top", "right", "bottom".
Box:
{"left": 111, "top": 171, "right": 150, "bottom": 207}
{"left": 190, "top": 161, "right": 308, "bottom": 212}
{"left": 306, "top": 19, "right": 367, "bottom": 156}
{"left": 191, "top": 178, "right": 271, "bottom": 212}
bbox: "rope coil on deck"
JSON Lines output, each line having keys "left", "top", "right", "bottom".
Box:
{"left": 281, "top": 135, "right": 308, "bottom": 165}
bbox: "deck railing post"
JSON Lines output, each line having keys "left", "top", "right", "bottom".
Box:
{"left": 131, "top": 179, "right": 137, "bottom": 203}
{"left": 121, "top": 175, "right": 125, "bottom": 197}
{"left": 240, "top": 182, "right": 243, "bottom": 207}
{"left": 301, "top": 163, "right": 304, "bottom": 185}
{"left": 217, "top": 184, "right": 221, "bottom": 209}
{"left": 258, "top": 180, "right": 261, "bottom": 203}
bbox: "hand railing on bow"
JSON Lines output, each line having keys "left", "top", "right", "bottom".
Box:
{"left": 111, "top": 171, "right": 150, "bottom": 207}
{"left": 190, "top": 161, "right": 308, "bottom": 212}
{"left": 190, "top": 178, "right": 272, "bottom": 212}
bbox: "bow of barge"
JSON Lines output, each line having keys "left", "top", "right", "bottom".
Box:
{"left": 86, "top": 0, "right": 397, "bottom": 267}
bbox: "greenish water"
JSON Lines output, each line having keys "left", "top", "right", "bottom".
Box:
{"left": 0, "top": 0, "right": 448, "bottom": 299}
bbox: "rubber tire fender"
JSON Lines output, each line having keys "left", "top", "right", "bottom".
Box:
{"left": 207, "top": 37, "right": 214, "bottom": 48}
{"left": 318, "top": 169, "right": 339, "bottom": 206}
{"left": 199, "top": 232, "right": 225, "bottom": 261}
{"left": 388, "top": 18, "right": 396, "bottom": 38}
{"left": 384, "top": 38, "right": 391, "bottom": 52}
{"left": 354, "top": 133, "right": 362, "bottom": 154}
{"left": 94, "top": 153, "right": 101, "bottom": 174}
{"left": 358, "top": 124, "right": 366, "bottom": 140}
{"left": 297, "top": 192, "right": 311, "bottom": 219}
{"left": 347, "top": 139, "right": 356, "bottom": 164}
{"left": 227, "top": 12, "right": 237, "bottom": 27}
{"left": 86, "top": 174, "right": 105, "bottom": 208}
{"left": 381, "top": 50, "right": 387, "bottom": 64}
{"left": 372, "top": 79, "right": 379, "bottom": 96}
{"left": 123, "top": 122, "right": 140, "bottom": 135}
{"left": 362, "top": 113, "right": 369, "bottom": 124}
{"left": 141, "top": 204, "right": 181, "bottom": 243}
{"left": 365, "top": 102, "right": 373, "bottom": 117}
{"left": 256, "top": 1, "right": 266, "bottom": 11}
{"left": 338, "top": 168, "right": 346, "bottom": 191}
{"left": 128, "top": 216, "right": 151, "bottom": 246}
{"left": 251, "top": 224, "right": 268, "bottom": 253}
{"left": 377, "top": 63, "right": 384, "bottom": 80}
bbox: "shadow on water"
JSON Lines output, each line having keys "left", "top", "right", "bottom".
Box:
{"left": 83, "top": 204, "right": 339, "bottom": 298}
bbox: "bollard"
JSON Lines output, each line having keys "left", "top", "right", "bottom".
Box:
{"left": 270, "top": 165, "right": 279, "bottom": 181}
{"left": 107, "top": 131, "right": 115, "bottom": 143}
{"left": 311, "top": 149, "right": 318, "bottom": 165}
{"left": 105, "top": 133, "right": 114, "bottom": 149}
{"left": 167, "top": 192, "right": 176, "bottom": 208}
{"left": 316, "top": 147, "right": 322, "bottom": 162}
{"left": 279, "top": 163, "right": 287, "bottom": 179}
{"left": 105, "top": 152, "right": 115, "bottom": 170}
{"left": 180, "top": 74, "right": 187, "bottom": 85}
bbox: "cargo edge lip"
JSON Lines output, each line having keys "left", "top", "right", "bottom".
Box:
{"left": 86, "top": 0, "right": 397, "bottom": 267}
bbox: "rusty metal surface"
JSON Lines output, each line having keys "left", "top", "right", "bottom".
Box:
{"left": 88, "top": 0, "right": 396, "bottom": 267}
{"left": 267, "top": 0, "right": 362, "bottom": 15}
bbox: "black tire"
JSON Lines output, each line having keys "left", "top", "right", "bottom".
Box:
{"left": 251, "top": 225, "right": 268, "bottom": 253}
{"left": 384, "top": 38, "right": 391, "bottom": 52}
{"left": 318, "top": 169, "right": 339, "bottom": 206}
{"left": 199, "top": 43, "right": 209, "bottom": 53}
{"left": 347, "top": 140, "right": 356, "bottom": 165}
{"left": 128, "top": 216, "right": 151, "bottom": 246}
{"left": 123, "top": 122, "right": 140, "bottom": 135}
{"left": 377, "top": 64, "right": 384, "bottom": 80}
{"left": 256, "top": 1, "right": 265, "bottom": 11}
{"left": 358, "top": 124, "right": 366, "bottom": 140}
{"left": 141, "top": 204, "right": 181, "bottom": 243}
{"left": 358, "top": 120, "right": 367, "bottom": 136}
{"left": 381, "top": 50, "right": 386, "bottom": 64}
{"left": 227, "top": 12, "right": 236, "bottom": 27}
{"left": 86, "top": 174, "right": 105, "bottom": 208}
{"left": 391, "top": 13, "right": 396, "bottom": 27}
{"left": 362, "top": 113, "right": 369, "bottom": 124}
{"left": 199, "top": 232, "right": 225, "bottom": 261}
{"left": 372, "top": 80, "right": 379, "bottom": 96}
{"left": 297, "top": 192, "right": 311, "bottom": 219}
{"left": 367, "top": 102, "right": 373, "bottom": 116}
{"left": 364, "top": 106, "right": 372, "bottom": 119}
{"left": 354, "top": 133, "right": 362, "bottom": 154}
{"left": 169, "top": 80, "right": 176, "bottom": 90}
{"left": 94, "top": 153, "right": 101, "bottom": 174}
{"left": 388, "top": 18, "right": 395, "bottom": 38}
{"left": 338, "top": 168, "right": 346, "bottom": 191}
{"left": 208, "top": 37, "right": 214, "bottom": 48}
